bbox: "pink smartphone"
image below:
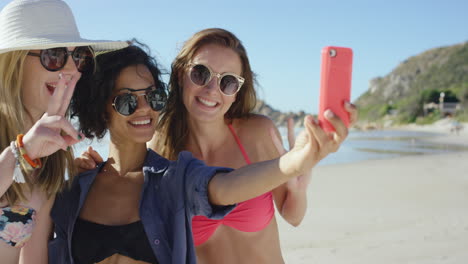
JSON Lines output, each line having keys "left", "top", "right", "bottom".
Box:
{"left": 318, "top": 46, "right": 353, "bottom": 132}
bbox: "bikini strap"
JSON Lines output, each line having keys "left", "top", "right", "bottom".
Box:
{"left": 227, "top": 124, "right": 251, "bottom": 164}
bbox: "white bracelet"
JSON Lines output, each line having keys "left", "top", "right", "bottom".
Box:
{"left": 10, "top": 141, "right": 26, "bottom": 184}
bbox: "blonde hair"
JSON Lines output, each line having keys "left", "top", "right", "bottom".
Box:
{"left": 0, "top": 51, "right": 75, "bottom": 205}
{"left": 157, "top": 28, "right": 257, "bottom": 160}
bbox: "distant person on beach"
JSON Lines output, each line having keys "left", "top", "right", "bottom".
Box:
{"left": 150, "top": 28, "right": 358, "bottom": 263}
{"left": 57, "top": 41, "right": 353, "bottom": 264}
{"left": 449, "top": 119, "right": 463, "bottom": 135}
{"left": 0, "top": 0, "right": 126, "bottom": 263}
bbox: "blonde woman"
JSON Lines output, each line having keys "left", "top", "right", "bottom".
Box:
{"left": 0, "top": 0, "right": 126, "bottom": 263}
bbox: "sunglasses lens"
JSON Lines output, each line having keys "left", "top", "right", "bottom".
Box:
{"left": 72, "top": 46, "right": 94, "bottom": 72}
{"left": 41, "top": 48, "right": 67, "bottom": 71}
{"left": 220, "top": 75, "right": 240, "bottom": 95}
{"left": 190, "top": 64, "right": 211, "bottom": 86}
{"left": 146, "top": 89, "right": 167, "bottom": 111}
{"left": 114, "top": 94, "right": 137, "bottom": 116}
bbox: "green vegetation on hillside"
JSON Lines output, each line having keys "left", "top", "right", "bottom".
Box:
{"left": 356, "top": 42, "right": 468, "bottom": 125}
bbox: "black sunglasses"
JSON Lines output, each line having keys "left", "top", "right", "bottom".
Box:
{"left": 112, "top": 87, "right": 167, "bottom": 116}
{"left": 27, "top": 46, "right": 94, "bottom": 73}
{"left": 188, "top": 63, "right": 245, "bottom": 96}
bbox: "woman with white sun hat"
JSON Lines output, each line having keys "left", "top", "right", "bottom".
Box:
{"left": 0, "top": 0, "right": 127, "bottom": 262}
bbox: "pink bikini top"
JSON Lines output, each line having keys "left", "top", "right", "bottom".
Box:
{"left": 191, "top": 124, "right": 275, "bottom": 246}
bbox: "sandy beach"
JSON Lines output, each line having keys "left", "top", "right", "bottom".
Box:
{"left": 278, "top": 121, "right": 468, "bottom": 264}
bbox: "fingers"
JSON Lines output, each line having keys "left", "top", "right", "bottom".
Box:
{"left": 304, "top": 116, "right": 328, "bottom": 150}
{"left": 62, "top": 134, "right": 80, "bottom": 147}
{"left": 287, "top": 117, "right": 295, "bottom": 149}
{"left": 75, "top": 146, "right": 104, "bottom": 171}
{"left": 301, "top": 116, "right": 318, "bottom": 151}
{"left": 81, "top": 152, "right": 97, "bottom": 169}
{"left": 74, "top": 157, "right": 96, "bottom": 172}
{"left": 269, "top": 127, "right": 286, "bottom": 155}
{"left": 344, "top": 101, "right": 358, "bottom": 126}
{"left": 58, "top": 72, "right": 81, "bottom": 116}
{"left": 304, "top": 115, "right": 342, "bottom": 155}
{"left": 46, "top": 71, "right": 82, "bottom": 116}
{"left": 33, "top": 127, "right": 69, "bottom": 152}
{"left": 324, "top": 110, "right": 348, "bottom": 143}
{"left": 46, "top": 72, "right": 68, "bottom": 115}
{"left": 87, "top": 146, "right": 104, "bottom": 164}
{"left": 41, "top": 115, "right": 80, "bottom": 142}
{"left": 22, "top": 115, "right": 83, "bottom": 159}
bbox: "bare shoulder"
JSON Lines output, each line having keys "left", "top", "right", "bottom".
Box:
{"left": 231, "top": 115, "right": 281, "bottom": 161}
{"left": 234, "top": 114, "right": 276, "bottom": 135}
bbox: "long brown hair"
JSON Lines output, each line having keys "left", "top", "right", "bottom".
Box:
{"left": 0, "top": 51, "right": 75, "bottom": 205}
{"left": 157, "top": 28, "right": 257, "bottom": 160}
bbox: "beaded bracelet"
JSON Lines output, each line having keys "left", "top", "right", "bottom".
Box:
{"left": 9, "top": 141, "right": 26, "bottom": 183}
{"left": 16, "top": 134, "right": 42, "bottom": 169}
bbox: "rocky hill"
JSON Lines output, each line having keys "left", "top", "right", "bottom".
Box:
{"left": 356, "top": 42, "right": 468, "bottom": 125}
{"left": 253, "top": 99, "right": 308, "bottom": 127}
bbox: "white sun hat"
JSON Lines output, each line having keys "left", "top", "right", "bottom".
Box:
{"left": 0, "top": 0, "right": 128, "bottom": 54}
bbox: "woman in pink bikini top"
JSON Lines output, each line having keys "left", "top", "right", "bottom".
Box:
{"left": 153, "top": 28, "right": 357, "bottom": 263}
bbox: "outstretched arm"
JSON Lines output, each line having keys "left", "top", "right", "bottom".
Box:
{"left": 209, "top": 103, "right": 358, "bottom": 208}
{"left": 209, "top": 115, "right": 328, "bottom": 205}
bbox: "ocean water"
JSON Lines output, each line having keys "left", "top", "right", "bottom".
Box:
{"left": 278, "top": 128, "right": 468, "bottom": 166}
{"left": 73, "top": 129, "right": 468, "bottom": 167}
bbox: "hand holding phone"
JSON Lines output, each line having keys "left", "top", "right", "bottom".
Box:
{"left": 318, "top": 46, "right": 353, "bottom": 132}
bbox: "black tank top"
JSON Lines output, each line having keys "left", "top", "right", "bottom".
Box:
{"left": 72, "top": 218, "right": 158, "bottom": 264}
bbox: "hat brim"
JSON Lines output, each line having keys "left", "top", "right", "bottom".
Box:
{"left": 0, "top": 36, "right": 128, "bottom": 54}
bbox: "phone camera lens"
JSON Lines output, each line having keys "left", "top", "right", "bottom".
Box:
{"left": 329, "top": 49, "right": 337, "bottom": 57}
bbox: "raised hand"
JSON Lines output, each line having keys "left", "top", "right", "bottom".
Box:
{"left": 22, "top": 72, "right": 83, "bottom": 160}
{"left": 281, "top": 101, "right": 358, "bottom": 176}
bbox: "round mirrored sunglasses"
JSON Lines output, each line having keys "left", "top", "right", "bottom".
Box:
{"left": 188, "top": 63, "right": 244, "bottom": 96}
{"left": 112, "top": 87, "right": 167, "bottom": 116}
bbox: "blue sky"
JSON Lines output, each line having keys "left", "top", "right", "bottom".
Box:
{"left": 1, "top": 0, "right": 467, "bottom": 113}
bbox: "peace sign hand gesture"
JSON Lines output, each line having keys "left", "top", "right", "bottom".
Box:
{"left": 22, "top": 72, "right": 83, "bottom": 160}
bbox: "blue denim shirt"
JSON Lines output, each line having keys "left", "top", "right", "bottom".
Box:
{"left": 48, "top": 149, "right": 234, "bottom": 264}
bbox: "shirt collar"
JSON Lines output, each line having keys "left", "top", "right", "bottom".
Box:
{"left": 142, "top": 149, "right": 169, "bottom": 175}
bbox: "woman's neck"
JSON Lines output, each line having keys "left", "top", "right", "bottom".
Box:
{"left": 106, "top": 140, "right": 147, "bottom": 176}
{"left": 186, "top": 118, "right": 233, "bottom": 159}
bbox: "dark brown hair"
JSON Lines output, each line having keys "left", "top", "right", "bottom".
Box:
{"left": 71, "top": 42, "right": 166, "bottom": 139}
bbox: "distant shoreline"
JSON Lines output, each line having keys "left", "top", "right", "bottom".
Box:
{"left": 384, "top": 119, "right": 468, "bottom": 147}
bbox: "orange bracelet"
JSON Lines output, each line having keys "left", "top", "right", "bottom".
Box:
{"left": 16, "top": 134, "right": 42, "bottom": 169}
